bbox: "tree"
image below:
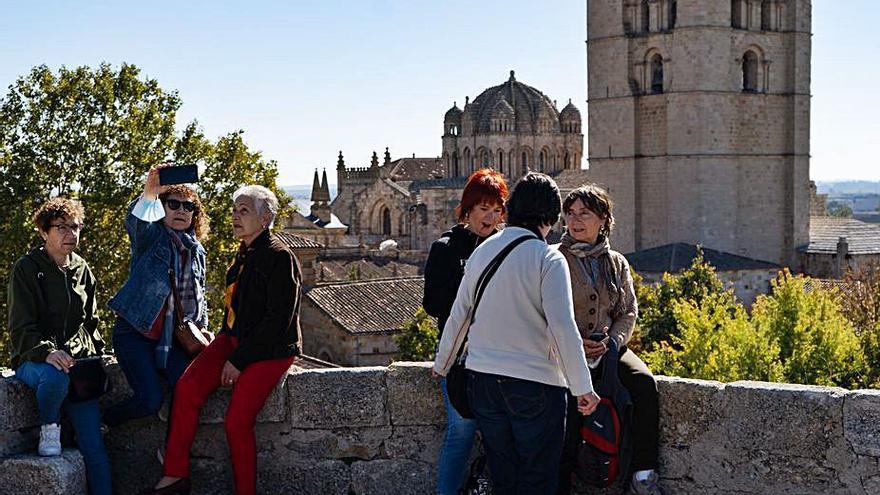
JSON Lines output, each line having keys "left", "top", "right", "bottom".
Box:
{"left": 751, "top": 270, "right": 865, "bottom": 388}
{"left": 394, "top": 308, "right": 439, "bottom": 361}
{"left": 827, "top": 201, "right": 853, "bottom": 218}
{"left": 838, "top": 264, "right": 880, "bottom": 386}
{"left": 0, "top": 64, "right": 290, "bottom": 365}
{"left": 643, "top": 292, "right": 783, "bottom": 383}
{"left": 635, "top": 248, "right": 728, "bottom": 349}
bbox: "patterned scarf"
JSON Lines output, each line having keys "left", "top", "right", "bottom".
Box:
{"left": 155, "top": 226, "right": 203, "bottom": 368}
{"left": 560, "top": 232, "right": 624, "bottom": 313}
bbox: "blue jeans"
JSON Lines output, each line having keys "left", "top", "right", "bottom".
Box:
{"left": 437, "top": 377, "right": 477, "bottom": 495}
{"left": 468, "top": 370, "right": 567, "bottom": 495}
{"left": 15, "top": 361, "right": 112, "bottom": 495}
{"left": 103, "top": 317, "right": 189, "bottom": 427}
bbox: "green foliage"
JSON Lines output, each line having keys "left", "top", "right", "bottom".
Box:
{"left": 827, "top": 201, "right": 853, "bottom": 218}
{"left": 841, "top": 264, "right": 880, "bottom": 386}
{"left": 635, "top": 248, "right": 728, "bottom": 349}
{"left": 0, "top": 64, "right": 290, "bottom": 365}
{"left": 394, "top": 308, "right": 439, "bottom": 361}
{"left": 752, "top": 270, "right": 864, "bottom": 388}
{"left": 643, "top": 292, "right": 783, "bottom": 383}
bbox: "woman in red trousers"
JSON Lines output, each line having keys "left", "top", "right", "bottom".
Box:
{"left": 143, "top": 185, "right": 303, "bottom": 495}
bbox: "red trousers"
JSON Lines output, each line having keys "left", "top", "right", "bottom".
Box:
{"left": 163, "top": 333, "right": 294, "bottom": 495}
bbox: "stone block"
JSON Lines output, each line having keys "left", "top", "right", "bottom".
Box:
{"left": 351, "top": 459, "right": 434, "bottom": 495}
{"left": 276, "top": 427, "right": 391, "bottom": 461}
{"left": 387, "top": 362, "right": 445, "bottom": 426}
{"left": 384, "top": 425, "right": 444, "bottom": 463}
{"left": 0, "top": 371, "right": 40, "bottom": 431}
{"left": 844, "top": 389, "right": 880, "bottom": 457}
{"left": 0, "top": 449, "right": 87, "bottom": 495}
{"left": 260, "top": 459, "right": 351, "bottom": 495}
{"left": 288, "top": 367, "right": 388, "bottom": 429}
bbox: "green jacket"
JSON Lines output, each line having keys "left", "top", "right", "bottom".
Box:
{"left": 7, "top": 247, "right": 104, "bottom": 368}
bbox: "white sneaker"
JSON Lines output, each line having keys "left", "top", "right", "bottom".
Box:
{"left": 38, "top": 423, "right": 62, "bottom": 457}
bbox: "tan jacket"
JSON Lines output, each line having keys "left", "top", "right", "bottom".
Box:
{"left": 557, "top": 246, "right": 637, "bottom": 350}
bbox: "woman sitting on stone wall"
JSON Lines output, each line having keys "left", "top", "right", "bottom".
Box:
{"left": 8, "top": 198, "right": 111, "bottom": 495}
{"left": 433, "top": 173, "right": 600, "bottom": 494}
{"left": 104, "top": 165, "right": 210, "bottom": 461}
{"left": 555, "top": 184, "right": 662, "bottom": 495}
{"left": 423, "top": 168, "right": 508, "bottom": 495}
{"left": 145, "top": 185, "right": 302, "bottom": 495}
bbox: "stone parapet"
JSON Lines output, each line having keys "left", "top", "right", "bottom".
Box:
{"left": 2, "top": 362, "right": 880, "bottom": 493}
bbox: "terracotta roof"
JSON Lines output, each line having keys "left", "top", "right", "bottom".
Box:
{"left": 625, "top": 243, "right": 780, "bottom": 273}
{"left": 803, "top": 217, "right": 880, "bottom": 255}
{"left": 305, "top": 276, "right": 426, "bottom": 334}
{"left": 316, "top": 258, "right": 421, "bottom": 282}
{"left": 274, "top": 231, "right": 324, "bottom": 249}
{"left": 293, "top": 354, "right": 339, "bottom": 369}
{"left": 410, "top": 176, "right": 469, "bottom": 191}
{"left": 550, "top": 169, "right": 593, "bottom": 191}
{"left": 387, "top": 157, "right": 445, "bottom": 181}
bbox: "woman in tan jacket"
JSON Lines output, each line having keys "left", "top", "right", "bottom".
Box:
{"left": 556, "top": 184, "right": 662, "bottom": 495}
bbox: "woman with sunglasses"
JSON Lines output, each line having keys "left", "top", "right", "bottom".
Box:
{"left": 105, "top": 166, "right": 210, "bottom": 445}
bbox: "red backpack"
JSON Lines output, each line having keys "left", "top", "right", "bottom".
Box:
{"left": 575, "top": 340, "right": 633, "bottom": 488}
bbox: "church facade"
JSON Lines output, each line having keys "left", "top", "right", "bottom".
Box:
{"left": 330, "top": 71, "right": 585, "bottom": 252}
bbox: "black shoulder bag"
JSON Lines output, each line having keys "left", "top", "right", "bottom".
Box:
{"left": 445, "top": 234, "right": 538, "bottom": 419}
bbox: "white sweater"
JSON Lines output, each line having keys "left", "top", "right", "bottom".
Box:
{"left": 432, "top": 227, "right": 594, "bottom": 397}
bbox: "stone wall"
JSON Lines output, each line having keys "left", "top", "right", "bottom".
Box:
{"left": 3, "top": 362, "right": 880, "bottom": 494}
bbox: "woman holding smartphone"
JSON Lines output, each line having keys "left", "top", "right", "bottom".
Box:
{"left": 104, "top": 166, "right": 210, "bottom": 443}
{"left": 555, "top": 184, "right": 661, "bottom": 495}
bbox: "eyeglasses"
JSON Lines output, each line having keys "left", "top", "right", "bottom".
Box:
{"left": 164, "top": 199, "right": 197, "bottom": 212}
{"left": 50, "top": 223, "right": 83, "bottom": 235}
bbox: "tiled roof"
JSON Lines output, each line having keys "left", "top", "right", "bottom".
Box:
{"left": 293, "top": 354, "right": 339, "bottom": 369}
{"left": 316, "top": 259, "right": 421, "bottom": 282}
{"left": 387, "top": 157, "right": 445, "bottom": 181}
{"left": 274, "top": 231, "right": 324, "bottom": 249}
{"left": 803, "top": 217, "right": 880, "bottom": 255}
{"left": 410, "top": 176, "right": 470, "bottom": 191}
{"left": 625, "top": 243, "right": 780, "bottom": 273}
{"left": 306, "top": 276, "right": 426, "bottom": 334}
{"left": 550, "top": 169, "right": 593, "bottom": 191}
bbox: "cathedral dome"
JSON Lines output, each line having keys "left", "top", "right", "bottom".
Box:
{"left": 444, "top": 102, "right": 463, "bottom": 123}
{"left": 559, "top": 99, "right": 581, "bottom": 122}
{"left": 463, "top": 70, "right": 560, "bottom": 134}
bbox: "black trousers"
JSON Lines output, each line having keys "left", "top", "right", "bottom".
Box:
{"left": 557, "top": 347, "right": 660, "bottom": 494}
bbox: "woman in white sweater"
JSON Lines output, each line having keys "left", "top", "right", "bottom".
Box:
{"left": 433, "top": 173, "right": 600, "bottom": 494}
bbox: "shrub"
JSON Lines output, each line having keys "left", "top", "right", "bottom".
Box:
{"left": 394, "top": 308, "right": 439, "bottom": 361}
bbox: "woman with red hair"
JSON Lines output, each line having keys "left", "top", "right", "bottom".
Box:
{"left": 423, "top": 168, "right": 508, "bottom": 495}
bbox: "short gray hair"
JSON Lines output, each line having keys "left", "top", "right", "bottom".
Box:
{"left": 233, "top": 185, "right": 279, "bottom": 228}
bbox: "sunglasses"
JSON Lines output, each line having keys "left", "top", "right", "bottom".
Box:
{"left": 164, "top": 199, "right": 197, "bottom": 212}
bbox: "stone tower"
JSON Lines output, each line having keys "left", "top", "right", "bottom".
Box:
{"left": 442, "top": 71, "right": 583, "bottom": 179}
{"left": 586, "top": 0, "right": 811, "bottom": 265}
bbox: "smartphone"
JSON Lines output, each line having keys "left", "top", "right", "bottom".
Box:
{"left": 159, "top": 164, "right": 199, "bottom": 185}
{"left": 588, "top": 332, "right": 606, "bottom": 342}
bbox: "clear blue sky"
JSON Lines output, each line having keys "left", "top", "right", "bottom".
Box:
{"left": 1, "top": 1, "right": 877, "bottom": 186}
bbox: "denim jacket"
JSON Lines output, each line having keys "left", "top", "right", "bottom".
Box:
{"left": 108, "top": 198, "right": 208, "bottom": 333}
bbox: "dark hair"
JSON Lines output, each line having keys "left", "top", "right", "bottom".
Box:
{"left": 563, "top": 183, "right": 615, "bottom": 238}
{"left": 455, "top": 169, "right": 508, "bottom": 222}
{"left": 33, "top": 197, "right": 85, "bottom": 232}
{"left": 159, "top": 185, "right": 210, "bottom": 241}
{"left": 505, "top": 173, "right": 561, "bottom": 231}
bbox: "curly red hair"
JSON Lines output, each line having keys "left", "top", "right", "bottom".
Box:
{"left": 455, "top": 169, "right": 509, "bottom": 223}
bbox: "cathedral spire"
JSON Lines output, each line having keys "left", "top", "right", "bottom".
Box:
{"left": 371, "top": 151, "right": 379, "bottom": 168}
{"left": 310, "top": 169, "right": 321, "bottom": 202}
{"left": 320, "top": 168, "right": 330, "bottom": 202}
{"left": 384, "top": 147, "right": 391, "bottom": 166}
{"left": 336, "top": 150, "right": 345, "bottom": 170}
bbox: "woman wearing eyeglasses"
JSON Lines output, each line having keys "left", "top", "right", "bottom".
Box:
{"left": 105, "top": 166, "right": 210, "bottom": 443}
{"left": 8, "top": 198, "right": 111, "bottom": 495}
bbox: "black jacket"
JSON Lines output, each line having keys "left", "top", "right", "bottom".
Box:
{"left": 223, "top": 230, "right": 303, "bottom": 370}
{"left": 422, "top": 224, "right": 482, "bottom": 336}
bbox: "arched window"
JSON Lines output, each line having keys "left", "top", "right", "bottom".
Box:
{"left": 731, "top": 0, "right": 742, "bottom": 28}
{"left": 669, "top": 0, "right": 677, "bottom": 29}
{"left": 742, "top": 51, "right": 759, "bottom": 92}
{"left": 761, "top": 0, "right": 772, "bottom": 30}
{"left": 497, "top": 149, "right": 504, "bottom": 174}
{"left": 521, "top": 152, "right": 528, "bottom": 170}
{"left": 651, "top": 54, "right": 664, "bottom": 94}
{"left": 381, "top": 207, "right": 391, "bottom": 236}
{"left": 480, "top": 149, "right": 490, "bottom": 167}
{"left": 463, "top": 148, "right": 471, "bottom": 173}
{"left": 452, "top": 151, "right": 460, "bottom": 177}
{"left": 564, "top": 152, "right": 570, "bottom": 169}
{"left": 538, "top": 151, "right": 546, "bottom": 172}
{"left": 641, "top": 0, "right": 650, "bottom": 32}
